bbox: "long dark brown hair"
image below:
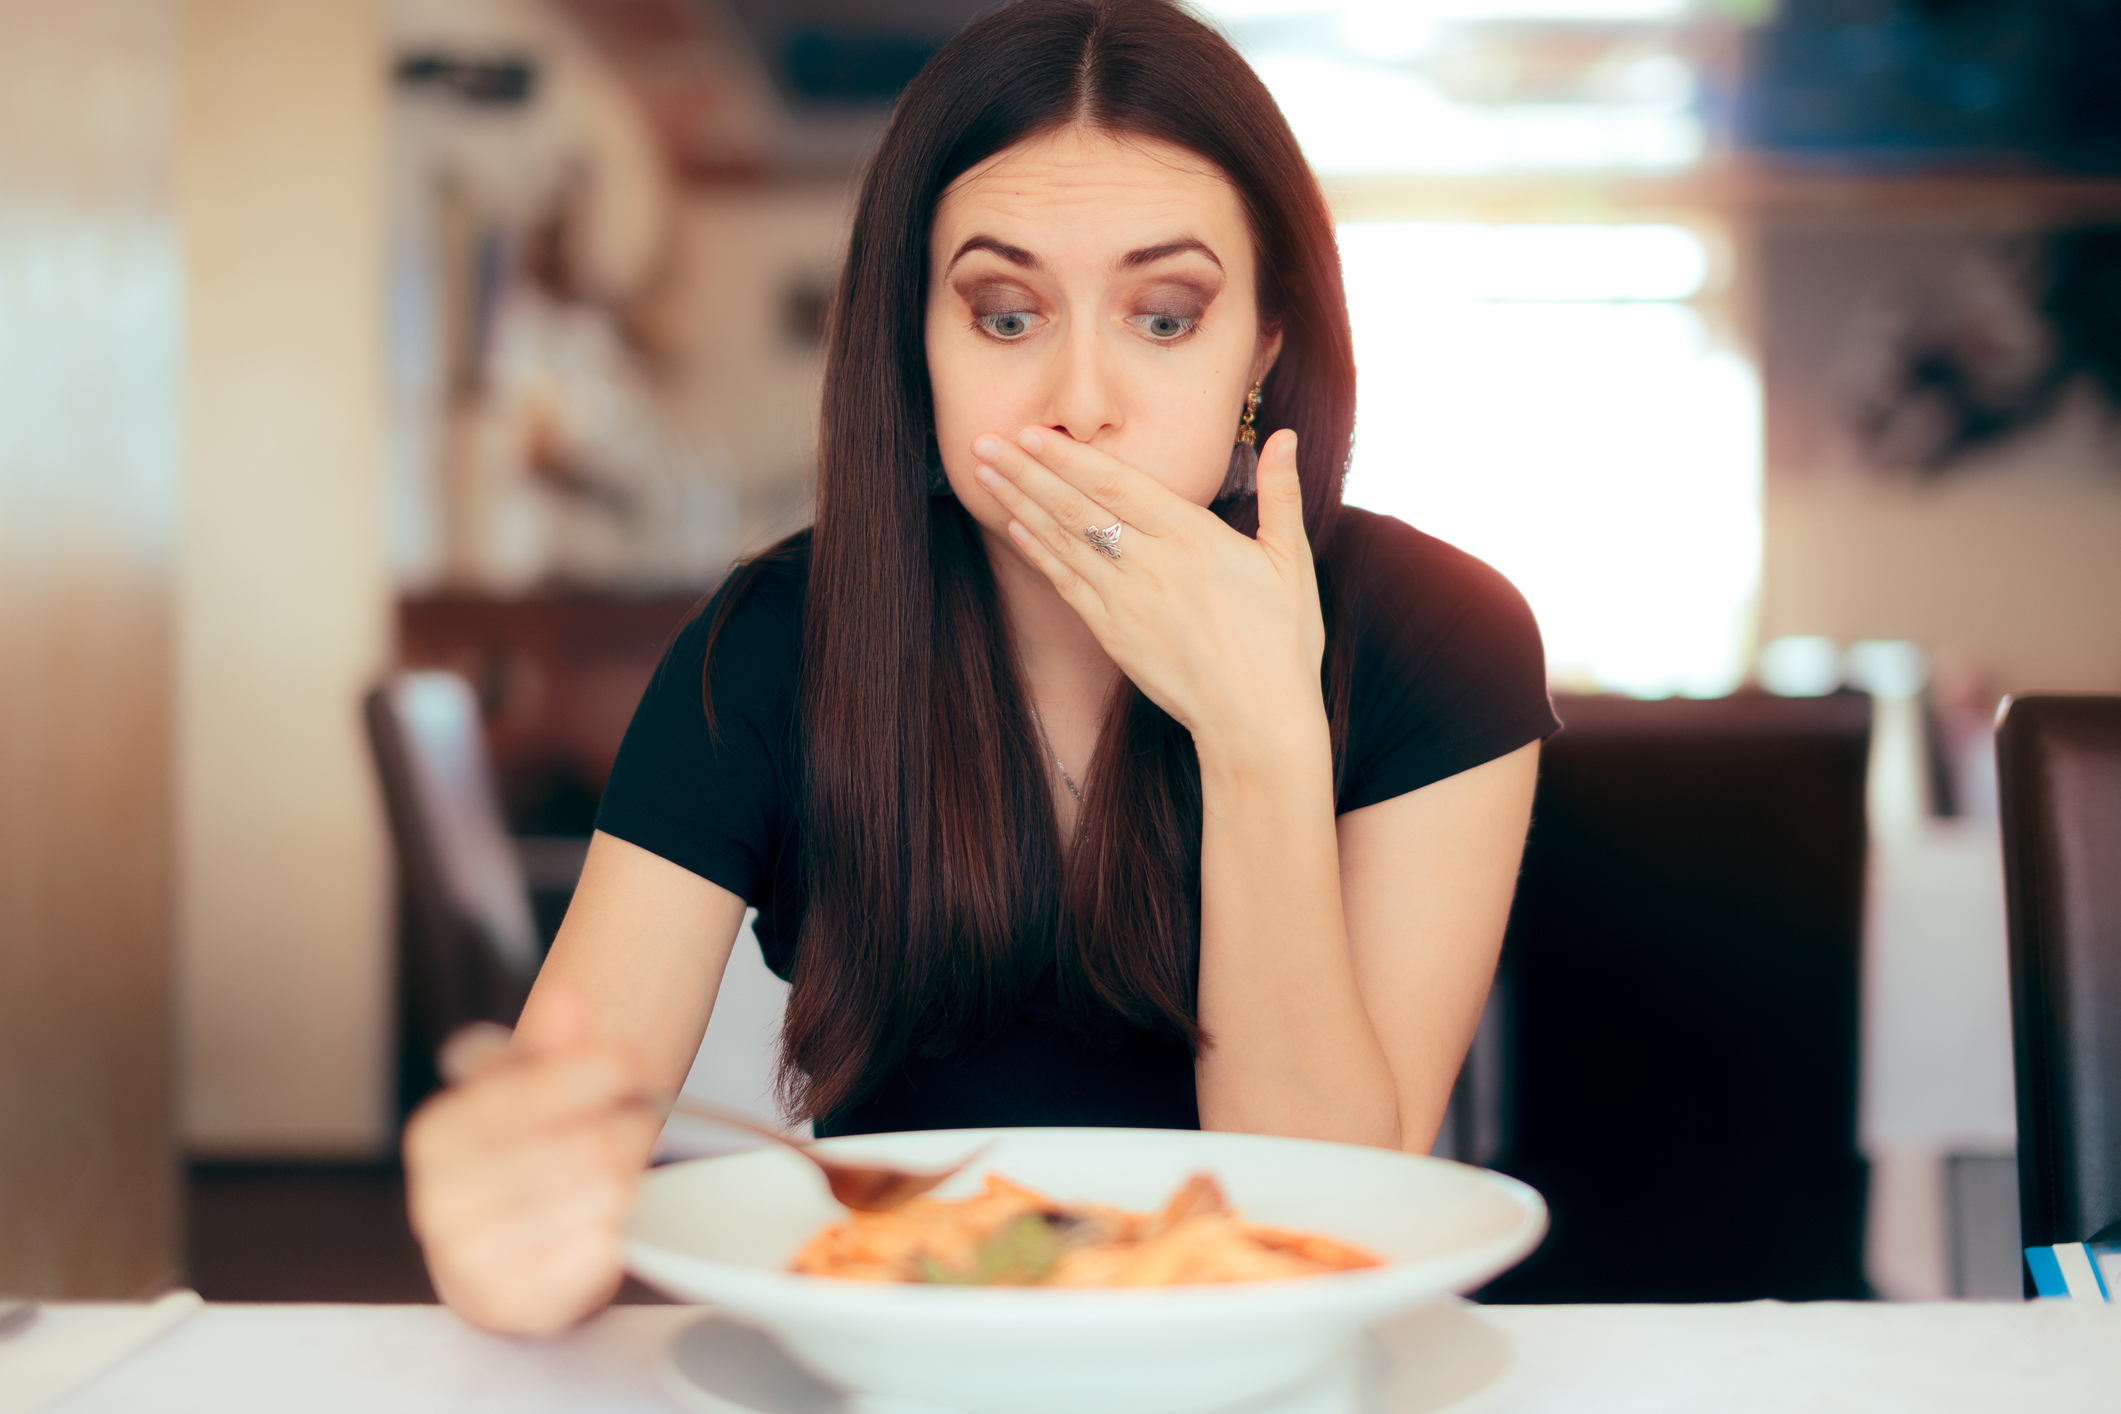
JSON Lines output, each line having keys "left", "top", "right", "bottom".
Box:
{"left": 711, "top": 0, "right": 1357, "bottom": 1121}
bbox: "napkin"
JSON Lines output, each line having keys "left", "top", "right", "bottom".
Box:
{"left": 2024, "top": 1240, "right": 2121, "bottom": 1301}
{"left": 0, "top": 1289, "right": 202, "bottom": 1414}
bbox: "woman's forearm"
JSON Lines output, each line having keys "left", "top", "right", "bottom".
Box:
{"left": 1191, "top": 710, "right": 1403, "bottom": 1148}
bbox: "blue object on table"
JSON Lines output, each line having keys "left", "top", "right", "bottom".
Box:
{"left": 2025, "top": 1241, "right": 2118, "bottom": 1301}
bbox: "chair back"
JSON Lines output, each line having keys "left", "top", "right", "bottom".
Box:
{"left": 1482, "top": 691, "right": 1873, "bottom": 1302}
{"left": 1998, "top": 693, "right": 2121, "bottom": 1249}
{"left": 365, "top": 672, "right": 541, "bottom": 1081}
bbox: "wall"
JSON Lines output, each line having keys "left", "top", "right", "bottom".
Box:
{"left": 660, "top": 184, "right": 850, "bottom": 552}
{"left": 0, "top": 0, "right": 184, "bottom": 1295}
{"left": 1758, "top": 216, "right": 2121, "bottom": 695}
{"left": 176, "top": 0, "right": 395, "bottom": 1155}
{"left": 1763, "top": 410, "right": 2121, "bottom": 695}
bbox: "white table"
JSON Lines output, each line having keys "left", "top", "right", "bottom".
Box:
{"left": 20, "top": 1300, "right": 2119, "bottom": 1414}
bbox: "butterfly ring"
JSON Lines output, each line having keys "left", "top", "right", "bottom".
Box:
{"left": 1083, "top": 522, "right": 1123, "bottom": 560}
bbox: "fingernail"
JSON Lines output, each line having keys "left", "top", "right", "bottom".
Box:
{"left": 973, "top": 435, "right": 1002, "bottom": 460}
{"left": 1017, "top": 428, "right": 1044, "bottom": 453}
{"left": 1276, "top": 434, "right": 1298, "bottom": 463}
{"left": 1008, "top": 520, "right": 1033, "bottom": 544}
{"left": 975, "top": 464, "right": 1003, "bottom": 488}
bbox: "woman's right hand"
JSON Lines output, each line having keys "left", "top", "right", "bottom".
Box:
{"left": 403, "top": 986, "right": 663, "bottom": 1335}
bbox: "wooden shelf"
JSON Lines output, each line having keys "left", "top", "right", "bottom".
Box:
{"left": 1325, "top": 159, "right": 2121, "bottom": 225}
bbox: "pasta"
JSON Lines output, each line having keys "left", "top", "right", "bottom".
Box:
{"left": 789, "top": 1171, "right": 1382, "bottom": 1287}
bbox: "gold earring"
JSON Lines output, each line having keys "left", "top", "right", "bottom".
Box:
{"left": 1216, "top": 382, "right": 1264, "bottom": 502}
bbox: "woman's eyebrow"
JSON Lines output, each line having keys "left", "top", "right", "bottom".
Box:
{"left": 1118, "top": 238, "right": 1222, "bottom": 272}
{"left": 946, "top": 234, "right": 1041, "bottom": 275}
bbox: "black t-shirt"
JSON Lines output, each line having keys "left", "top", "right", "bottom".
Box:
{"left": 595, "top": 507, "right": 1559, "bottom": 1135}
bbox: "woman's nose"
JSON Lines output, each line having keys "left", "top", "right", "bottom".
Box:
{"left": 1039, "top": 321, "right": 1123, "bottom": 446}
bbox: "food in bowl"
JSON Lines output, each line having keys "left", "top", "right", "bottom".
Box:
{"left": 789, "top": 1169, "right": 1382, "bottom": 1286}
{"left": 628, "top": 1127, "right": 1548, "bottom": 1414}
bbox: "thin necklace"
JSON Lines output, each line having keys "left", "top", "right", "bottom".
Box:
{"left": 1030, "top": 705, "right": 1083, "bottom": 803}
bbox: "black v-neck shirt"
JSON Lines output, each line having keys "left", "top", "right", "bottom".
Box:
{"left": 595, "top": 507, "right": 1559, "bottom": 1136}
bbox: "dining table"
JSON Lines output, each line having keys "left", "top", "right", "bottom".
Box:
{"left": 9, "top": 1294, "right": 2117, "bottom": 1414}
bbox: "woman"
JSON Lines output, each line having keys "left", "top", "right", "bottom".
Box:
{"left": 406, "top": 0, "right": 1557, "bottom": 1334}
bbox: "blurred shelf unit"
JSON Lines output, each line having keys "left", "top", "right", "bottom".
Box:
{"left": 1325, "top": 161, "right": 2121, "bottom": 227}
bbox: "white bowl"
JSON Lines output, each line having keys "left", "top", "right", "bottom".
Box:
{"left": 626, "top": 1126, "right": 1545, "bottom": 1414}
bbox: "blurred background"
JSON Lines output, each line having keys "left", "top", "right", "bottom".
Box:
{"left": 4, "top": 0, "right": 2119, "bottom": 1309}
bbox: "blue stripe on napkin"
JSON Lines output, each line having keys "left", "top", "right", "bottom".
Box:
{"left": 2025, "top": 1243, "right": 2114, "bottom": 1300}
{"left": 2026, "top": 1245, "right": 2070, "bottom": 1299}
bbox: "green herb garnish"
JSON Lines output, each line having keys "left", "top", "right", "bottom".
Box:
{"left": 917, "top": 1214, "right": 1065, "bottom": 1286}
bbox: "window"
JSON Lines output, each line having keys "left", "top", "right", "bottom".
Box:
{"left": 1337, "top": 221, "right": 1760, "bottom": 696}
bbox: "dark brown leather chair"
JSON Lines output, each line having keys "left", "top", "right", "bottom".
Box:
{"left": 365, "top": 671, "right": 543, "bottom": 1111}
{"left": 1480, "top": 691, "right": 1874, "bottom": 1303}
{"left": 1998, "top": 693, "right": 2121, "bottom": 1257}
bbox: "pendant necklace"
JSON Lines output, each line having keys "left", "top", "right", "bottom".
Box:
{"left": 1030, "top": 705, "right": 1083, "bottom": 804}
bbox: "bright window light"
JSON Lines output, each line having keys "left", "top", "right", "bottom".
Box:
{"left": 1206, "top": 1, "right": 1711, "bottom": 175}
{"left": 1338, "top": 221, "right": 1760, "bottom": 698}
{"left": 1251, "top": 54, "right": 1705, "bottom": 174}
{"left": 1338, "top": 223, "right": 1709, "bottom": 301}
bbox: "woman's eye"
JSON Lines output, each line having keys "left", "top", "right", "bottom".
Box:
{"left": 977, "top": 311, "right": 1039, "bottom": 340}
{"left": 1132, "top": 312, "right": 1198, "bottom": 341}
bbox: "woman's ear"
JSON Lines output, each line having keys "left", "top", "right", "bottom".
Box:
{"left": 1251, "top": 324, "right": 1285, "bottom": 385}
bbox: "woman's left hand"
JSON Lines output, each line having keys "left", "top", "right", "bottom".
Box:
{"left": 971, "top": 425, "right": 1325, "bottom": 751}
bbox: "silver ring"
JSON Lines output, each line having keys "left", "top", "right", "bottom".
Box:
{"left": 1084, "top": 521, "right": 1123, "bottom": 560}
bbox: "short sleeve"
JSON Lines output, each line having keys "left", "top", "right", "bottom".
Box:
{"left": 1334, "top": 510, "right": 1560, "bottom": 814}
{"left": 593, "top": 560, "right": 804, "bottom": 904}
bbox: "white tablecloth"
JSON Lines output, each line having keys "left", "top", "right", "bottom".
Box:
{"left": 25, "top": 1299, "right": 2120, "bottom": 1414}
